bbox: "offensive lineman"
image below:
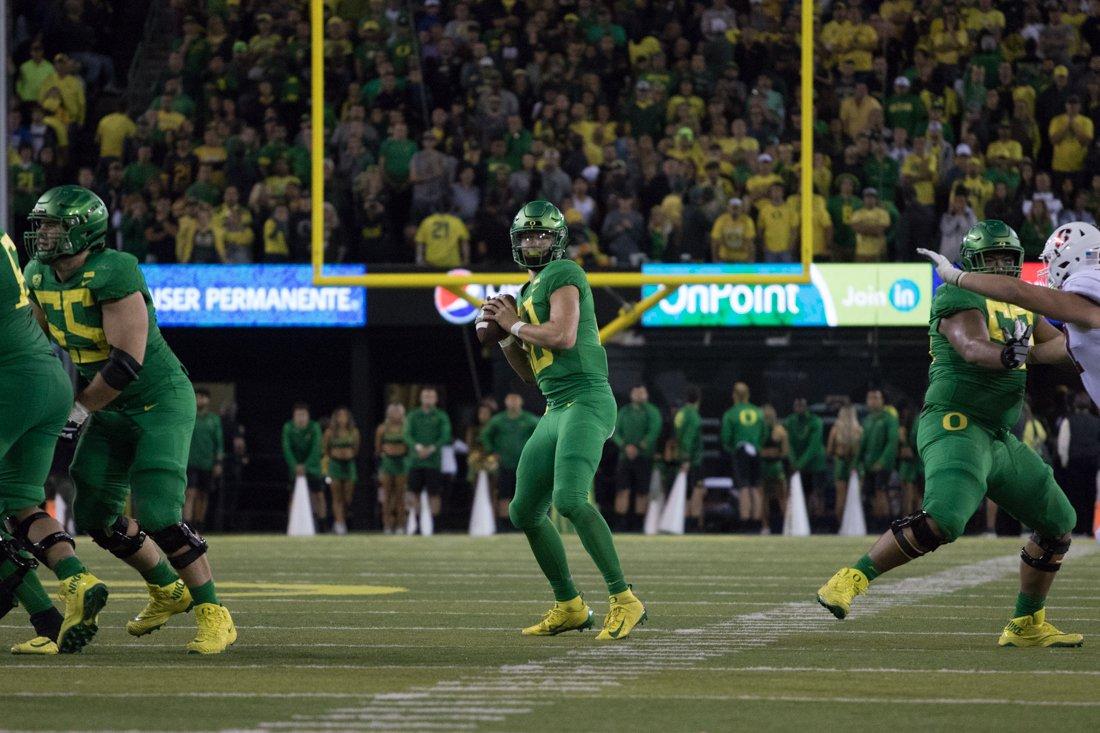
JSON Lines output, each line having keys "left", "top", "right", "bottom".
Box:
{"left": 1, "top": 227, "right": 106, "bottom": 655}
{"left": 919, "top": 222, "right": 1100, "bottom": 407}
{"left": 23, "top": 185, "right": 236, "bottom": 653}
{"left": 481, "top": 201, "right": 646, "bottom": 639}
{"left": 817, "top": 221, "right": 1082, "bottom": 647}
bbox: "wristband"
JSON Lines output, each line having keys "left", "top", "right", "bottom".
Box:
{"left": 509, "top": 321, "right": 525, "bottom": 338}
{"left": 69, "top": 401, "right": 91, "bottom": 427}
{"left": 498, "top": 335, "right": 517, "bottom": 348}
{"left": 954, "top": 271, "right": 968, "bottom": 287}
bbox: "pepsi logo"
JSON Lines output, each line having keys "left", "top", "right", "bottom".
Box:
{"left": 434, "top": 269, "right": 483, "bottom": 324}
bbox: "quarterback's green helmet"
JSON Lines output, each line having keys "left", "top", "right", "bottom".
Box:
{"left": 25, "top": 185, "right": 109, "bottom": 263}
{"left": 959, "top": 219, "right": 1024, "bottom": 277}
{"left": 509, "top": 200, "right": 568, "bottom": 269}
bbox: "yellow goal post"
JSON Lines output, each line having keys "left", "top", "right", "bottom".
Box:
{"left": 309, "top": 0, "right": 814, "bottom": 293}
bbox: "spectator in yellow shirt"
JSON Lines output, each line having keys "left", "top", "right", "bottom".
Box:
{"left": 900, "top": 135, "right": 938, "bottom": 207}
{"left": 756, "top": 183, "right": 798, "bottom": 262}
{"left": 839, "top": 82, "right": 882, "bottom": 141}
{"left": 263, "top": 204, "right": 292, "bottom": 262}
{"left": 415, "top": 212, "right": 470, "bottom": 268}
{"left": 17, "top": 42, "right": 54, "bottom": 103}
{"left": 94, "top": 105, "right": 136, "bottom": 161}
{"left": 965, "top": 0, "right": 1006, "bottom": 34}
{"left": 716, "top": 118, "right": 760, "bottom": 165}
{"left": 38, "top": 54, "right": 85, "bottom": 126}
{"left": 711, "top": 198, "right": 756, "bottom": 262}
{"left": 1049, "top": 96, "right": 1094, "bottom": 179}
{"left": 840, "top": 7, "right": 878, "bottom": 72}
{"left": 176, "top": 203, "right": 226, "bottom": 263}
{"left": 821, "top": 3, "right": 852, "bottom": 68}
{"left": 985, "top": 122, "right": 1023, "bottom": 164}
{"left": 950, "top": 158, "right": 994, "bottom": 219}
{"left": 849, "top": 188, "right": 891, "bottom": 261}
{"left": 745, "top": 153, "right": 783, "bottom": 207}
{"left": 151, "top": 90, "right": 187, "bottom": 133}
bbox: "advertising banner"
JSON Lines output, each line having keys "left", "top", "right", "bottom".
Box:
{"left": 640, "top": 263, "right": 932, "bottom": 328}
{"left": 144, "top": 264, "right": 366, "bottom": 327}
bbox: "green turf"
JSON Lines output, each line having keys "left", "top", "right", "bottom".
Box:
{"left": 2, "top": 534, "right": 1099, "bottom": 731}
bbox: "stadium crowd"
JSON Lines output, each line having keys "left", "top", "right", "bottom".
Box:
{"left": 9, "top": 1, "right": 1100, "bottom": 268}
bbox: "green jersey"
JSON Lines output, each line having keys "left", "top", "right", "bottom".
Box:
{"left": 24, "top": 249, "right": 188, "bottom": 411}
{"left": 404, "top": 407, "right": 452, "bottom": 470}
{"left": 925, "top": 284, "right": 1032, "bottom": 431}
{"left": 613, "top": 401, "right": 663, "bottom": 452}
{"left": 784, "top": 412, "right": 826, "bottom": 472}
{"left": 480, "top": 410, "right": 539, "bottom": 471}
{"left": 674, "top": 403, "right": 703, "bottom": 467}
{"left": 189, "top": 409, "right": 224, "bottom": 470}
{"left": 720, "top": 403, "right": 766, "bottom": 453}
{"left": 0, "top": 230, "right": 55, "bottom": 369}
{"left": 518, "top": 259, "right": 609, "bottom": 405}
{"left": 282, "top": 420, "right": 323, "bottom": 477}
{"left": 859, "top": 409, "right": 899, "bottom": 472}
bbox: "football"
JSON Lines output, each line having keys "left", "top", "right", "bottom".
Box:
{"left": 475, "top": 294, "right": 516, "bottom": 345}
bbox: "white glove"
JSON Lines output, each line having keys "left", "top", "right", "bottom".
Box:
{"left": 60, "top": 401, "right": 90, "bottom": 441}
{"left": 916, "top": 247, "right": 966, "bottom": 286}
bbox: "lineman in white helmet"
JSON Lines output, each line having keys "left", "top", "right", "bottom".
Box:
{"left": 918, "top": 222, "right": 1100, "bottom": 405}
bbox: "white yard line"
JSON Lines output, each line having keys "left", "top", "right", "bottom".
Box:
{"left": 249, "top": 548, "right": 1097, "bottom": 732}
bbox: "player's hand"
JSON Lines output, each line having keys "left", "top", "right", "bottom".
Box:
{"left": 1000, "top": 322, "right": 1033, "bottom": 369}
{"left": 60, "top": 401, "right": 90, "bottom": 441}
{"left": 482, "top": 297, "right": 520, "bottom": 332}
{"left": 916, "top": 248, "right": 964, "bottom": 286}
{"left": 625, "top": 444, "right": 639, "bottom": 460}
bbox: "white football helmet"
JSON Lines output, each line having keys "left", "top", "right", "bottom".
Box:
{"left": 1039, "top": 222, "right": 1100, "bottom": 288}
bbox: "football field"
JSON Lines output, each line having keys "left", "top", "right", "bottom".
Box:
{"left": 3, "top": 534, "right": 1100, "bottom": 732}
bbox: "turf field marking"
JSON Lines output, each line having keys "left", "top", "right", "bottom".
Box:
{"left": 564, "top": 692, "right": 1100, "bottom": 707}
{"left": 258, "top": 551, "right": 1096, "bottom": 731}
{"left": 700, "top": 665, "right": 1100, "bottom": 676}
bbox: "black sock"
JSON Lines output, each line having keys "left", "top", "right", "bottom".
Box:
{"left": 31, "top": 608, "right": 63, "bottom": 642}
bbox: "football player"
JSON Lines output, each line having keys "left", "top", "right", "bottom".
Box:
{"left": 919, "top": 221, "right": 1100, "bottom": 407}
{"left": 1, "top": 226, "right": 107, "bottom": 655}
{"left": 481, "top": 201, "right": 647, "bottom": 640}
{"left": 23, "top": 186, "right": 235, "bottom": 654}
{"left": 818, "top": 221, "right": 1082, "bottom": 647}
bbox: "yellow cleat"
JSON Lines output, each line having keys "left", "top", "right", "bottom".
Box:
{"left": 816, "top": 567, "right": 869, "bottom": 620}
{"left": 998, "top": 608, "right": 1084, "bottom": 648}
{"left": 186, "top": 603, "right": 237, "bottom": 654}
{"left": 127, "top": 579, "right": 192, "bottom": 636}
{"left": 596, "top": 587, "right": 647, "bottom": 641}
{"left": 57, "top": 572, "right": 109, "bottom": 653}
{"left": 11, "top": 636, "right": 59, "bottom": 655}
{"left": 522, "top": 595, "right": 594, "bottom": 636}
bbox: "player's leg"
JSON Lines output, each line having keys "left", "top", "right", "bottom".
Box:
{"left": 817, "top": 411, "right": 991, "bottom": 619}
{"left": 612, "top": 455, "right": 631, "bottom": 530}
{"left": 496, "top": 467, "right": 516, "bottom": 533}
{"left": 308, "top": 474, "right": 328, "bottom": 531}
{"left": 130, "top": 390, "right": 235, "bottom": 653}
{"left": 632, "top": 457, "right": 651, "bottom": 531}
{"left": 986, "top": 436, "right": 1082, "bottom": 647}
{"left": 4, "top": 366, "right": 108, "bottom": 653}
{"left": 392, "top": 472, "right": 408, "bottom": 533}
{"left": 407, "top": 468, "right": 424, "bottom": 531}
{"left": 426, "top": 468, "right": 443, "bottom": 522}
{"left": 833, "top": 460, "right": 848, "bottom": 523}
{"left": 183, "top": 468, "right": 199, "bottom": 524}
{"left": 550, "top": 395, "right": 646, "bottom": 640}
{"left": 1, "top": 526, "right": 63, "bottom": 654}
{"left": 511, "top": 410, "right": 592, "bottom": 635}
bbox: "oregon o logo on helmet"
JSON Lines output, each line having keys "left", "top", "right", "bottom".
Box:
{"left": 889, "top": 278, "right": 920, "bottom": 312}
{"left": 433, "top": 269, "right": 483, "bottom": 324}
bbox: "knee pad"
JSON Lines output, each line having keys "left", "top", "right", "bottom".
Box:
{"left": 890, "top": 511, "right": 945, "bottom": 559}
{"left": 10, "top": 511, "right": 75, "bottom": 565}
{"left": 0, "top": 536, "right": 38, "bottom": 620}
{"left": 89, "top": 516, "right": 147, "bottom": 559}
{"left": 150, "top": 522, "right": 208, "bottom": 570}
{"left": 1021, "top": 532, "right": 1071, "bottom": 573}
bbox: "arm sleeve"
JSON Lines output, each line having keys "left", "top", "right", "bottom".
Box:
{"left": 644, "top": 404, "right": 663, "bottom": 451}
{"left": 930, "top": 283, "right": 986, "bottom": 327}
{"left": 480, "top": 416, "right": 497, "bottom": 453}
{"left": 281, "top": 423, "right": 297, "bottom": 467}
{"left": 720, "top": 411, "right": 733, "bottom": 453}
{"left": 545, "top": 259, "right": 588, "bottom": 296}
{"left": 785, "top": 417, "right": 806, "bottom": 469}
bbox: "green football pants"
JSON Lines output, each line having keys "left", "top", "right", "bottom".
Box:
{"left": 0, "top": 363, "right": 72, "bottom": 516}
{"left": 70, "top": 379, "right": 195, "bottom": 534}
{"left": 917, "top": 407, "right": 1075, "bottom": 541}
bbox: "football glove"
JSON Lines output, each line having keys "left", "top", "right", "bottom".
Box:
{"left": 60, "top": 401, "right": 90, "bottom": 442}
{"left": 916, "top": 247, "right": 965, "bottom": 286}
{"left": 1000, "top": 322, "right": 1033, "bottom": 369}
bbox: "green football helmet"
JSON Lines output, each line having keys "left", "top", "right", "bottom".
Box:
{"left": 510, "top": 200, "right": 568, "bottom": 269}
{"left": 959, "top": 219, "right": 1024, "bottom": 277}
{"left": 25, "top": 185, "right": 109, "bottom": 263}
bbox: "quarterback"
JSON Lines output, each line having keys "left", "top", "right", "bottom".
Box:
{"left": 818, "top": 221, "right": 1082, "bottom": 647}
{"left": 481, "top": 201, "right": 646, "bottom": 640}
{"left": 23, "top": 185, "right": 235, "bottom": 654}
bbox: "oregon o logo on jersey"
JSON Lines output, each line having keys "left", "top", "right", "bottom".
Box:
{"left": 941, "top": 412, "right": 968, "bottom": 431}
{"left": 739, "top": 410, "right": 759, "bottom": 426}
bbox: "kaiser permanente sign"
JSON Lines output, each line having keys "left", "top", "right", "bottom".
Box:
{"left": 641, "top": 263, "right": 932, "bottom": 328}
